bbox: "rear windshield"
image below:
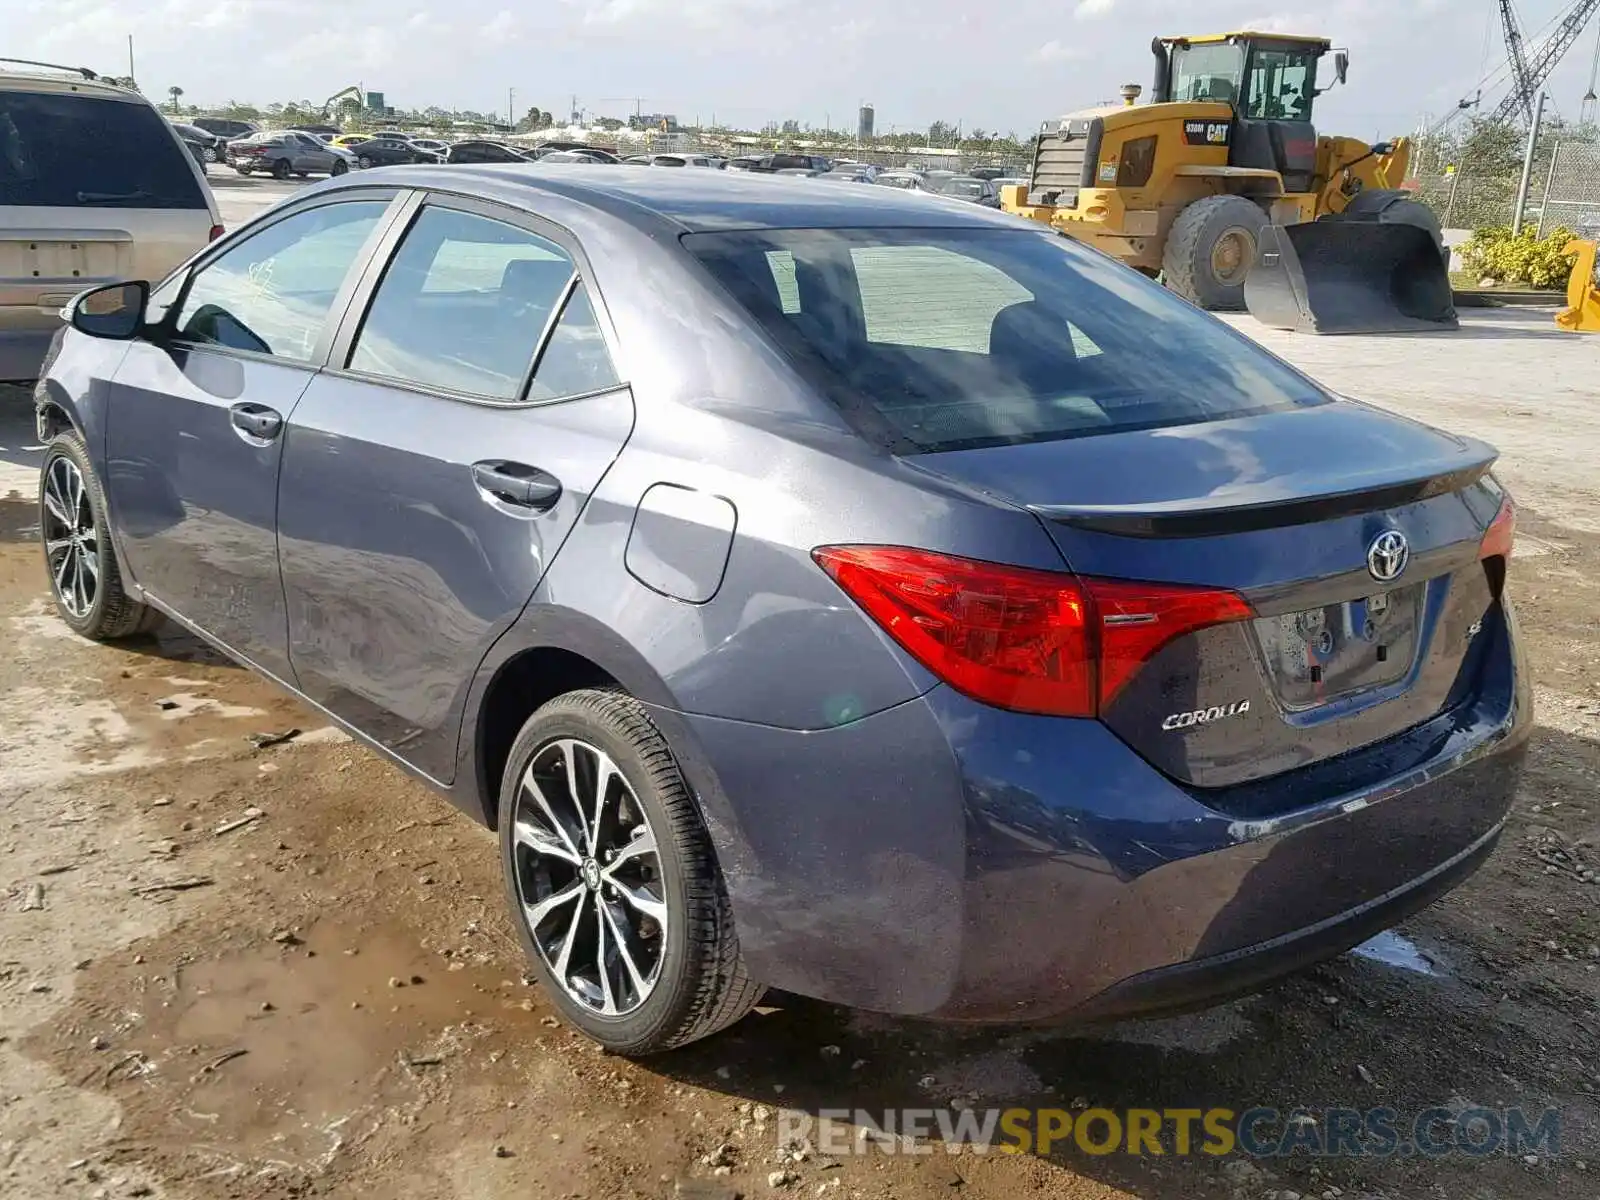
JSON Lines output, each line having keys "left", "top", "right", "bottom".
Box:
{"left": 684, "top": 227, "right": 1327, "bottom": 452}
{"left": 0, "top": 91, "right": 207, "bottom": 209}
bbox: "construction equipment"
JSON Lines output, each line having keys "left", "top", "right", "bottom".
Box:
{"left": 1002, "top": 32, "right": 1457, "bottom": 333}
{"left": 1556, "top": 239, "right": 1600, "bottom": 331}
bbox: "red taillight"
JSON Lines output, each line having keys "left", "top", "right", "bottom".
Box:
{"left": 1087, "top": 577, "right": 1254, "bottom": 705}
{"left": 1479, "top": 494, "right": 1515, "bottom": 562}
{"left": 812, "top": 546, "right": 1252, "bottom": 717}
{"left": 208, "top": 224, "right": 225, "bottom": 242}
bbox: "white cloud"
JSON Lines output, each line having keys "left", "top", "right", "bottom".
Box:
{"left": 481, "top": 8, "right": 518, "bottom": 38}
{"left": 1034, "top": 39, "right": 1086, "bottom": 63}
{"left": 1073, "top": 0, "right": 1114, "bottom": 18}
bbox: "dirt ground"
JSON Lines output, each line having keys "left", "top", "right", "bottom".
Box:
{"left": 1, "top": 309, "right": 1598, "bottom": 1200}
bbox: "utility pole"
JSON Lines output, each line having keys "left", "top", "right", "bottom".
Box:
{"left": 127, "top": 34, "right": 134, "bottom": 85}
{"left": 1536, "top": 142, "right": 1562, "bottom": 238}
{"left": 508, "top": 87, "right": 515, "bottom": 130}
{"left": 1512, "top": 90, "right": 1546, "bottom": 236}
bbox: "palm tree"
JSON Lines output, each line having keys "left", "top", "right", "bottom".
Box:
{"left": 168, "top": 85, "right": 184, "bottom": 114}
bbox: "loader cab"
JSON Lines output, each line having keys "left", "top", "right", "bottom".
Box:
{"left": 1157, "top": 32, "right": 1340, "bottom": 194}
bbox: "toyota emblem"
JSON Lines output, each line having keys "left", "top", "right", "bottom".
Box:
{"left": 1367, "top": 530, "right": 1410, "bottom": 583}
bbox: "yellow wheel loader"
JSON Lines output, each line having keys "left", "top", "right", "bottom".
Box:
{"left": 1556, "top": 240, "right": 1600, "bottom": 332}
{"left": 1002, "top": 32, "right": 1458, "bottom": 334}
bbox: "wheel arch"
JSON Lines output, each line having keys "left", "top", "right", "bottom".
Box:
{"left": 457, "top": 604, "right": 694, "bottom": 831}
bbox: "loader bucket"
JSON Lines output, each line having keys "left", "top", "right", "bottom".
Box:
{"left": 1555, "top": 240, "right": 1600, "bottom": 333}
{"left": 1245, "top": 221, "right": 1459, "bottom": 335}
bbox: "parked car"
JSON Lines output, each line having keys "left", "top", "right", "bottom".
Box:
{"left": 410, "top": 138, "right": 450, "bottom": 158}
{"left": 191, "top": 116, "right": 258, "bottom": 144}
{"left": 621, "top": 154, "right": 654, "bottom": 165}
{"left": 0, "top": 58, "right": 220, "bottom": 381}
{"left": 344, "top": 138, "right": 428, "bottom": 169}
{"left": 967, "top": 165, "right": 1006, "bottom": 181}
{"left": 445, "top": 140, "right": 535, "bottom": 165}
{"left": 170, "top": 124, "right": 212, "bottom": 171}
{"left": 290, "top": 123, "right": 342, "bottom": 138}
{"left": 649, "top": 154, "right": 715, "bottom": 168}
{"left": 330, "top": 134, "right": 370, "bottom": 151}
{"left": 827, "top": 161, "right": 878, "bottom": 181}
{"left": 538, "top": 149, "right": 617, "bottom": 164}
{"left": 535, "top": 140, "right": 619, "bottom": 157}
{"left": 875, "top": 170, "right": 930, "bottom": 191}
{"left": 724, "top": 156, "right": 763, "bottom": 171}
{"left": 819, "top": 170, "right": 875, "bottom": 184}
{"left": 936, "top": 175, "right": 1002, "bottom": 207}
{"left": 171, "top": 121, "right": 225, "bottom": 163}
{"left": 31, "top": 170, "right": 1529, "bottom": 1058}
{"left": 230, "top": 130, "right": 356, "bottom": 178}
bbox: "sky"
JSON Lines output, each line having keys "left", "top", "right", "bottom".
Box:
{"left": 12, "top": 0, "right": 1600, "bottom": 140}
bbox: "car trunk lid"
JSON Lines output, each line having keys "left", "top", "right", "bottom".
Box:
{"left": 905, "top": 402, "right": 1506, "bottom": 789}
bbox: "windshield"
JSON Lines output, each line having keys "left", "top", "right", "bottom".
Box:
{"left": 1170, "top": 42, "right": 1245, "bottom": 105}
{"left": 941, "top": 179, "right": 985, "bottom": 198}
{"left": 0, "top": 92, "right": 207, "bottom": 209}
{"left": 683, "top": 227, "right": 1326, "bottom": 452}
{"left": 1244, "top": 46, "right": 1318, "bottom": 120}
{"left": 877, "top": 175, "right": 920, "bottom": 189}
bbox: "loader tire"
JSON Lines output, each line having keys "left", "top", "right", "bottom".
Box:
{"left": 1163, "top": 195, "right": 1269, "bottom": 311}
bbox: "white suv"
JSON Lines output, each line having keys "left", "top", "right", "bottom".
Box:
{"left": 1, "top": 59, "right": 221, "bottom": 381}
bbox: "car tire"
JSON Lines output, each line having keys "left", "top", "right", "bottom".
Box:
{"left": 39, "top": 433, "right": 160, "bottom": 641}
{"left": 358, "top": 155, "right": 374, "bottom": 169}
{"left": 235, "top": 165, "right": 251, "bottom": 175}
{"left": 210, "top": 145, "right": 226, "bottom": 163}
{"left": 293, "top": 171, "right": 308, "bottom": 179}
{"left": 331, "top": 160, "right": 349, "bottom": 176}
{"left": 1162, "top": 194, "right": 1269, "bottom": 311}
{"left": 271, "top": 158, "right": 292, "bottom": 180}
{"left": 498, "top": 688, "right": 764, "bottom": 1054}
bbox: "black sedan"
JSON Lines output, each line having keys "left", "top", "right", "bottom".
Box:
{"left": 445, "top": 140, "right": 537, "bottom": 165}
{"left": 346, "top": 138, "right": 434, "bottom": 169}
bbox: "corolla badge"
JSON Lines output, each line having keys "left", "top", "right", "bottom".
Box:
{"left": 1367, "top": 530, "right": 1410, "bottom": 583}
{"left": 1162, "top": 700, "right": 1250, "bottom": 731}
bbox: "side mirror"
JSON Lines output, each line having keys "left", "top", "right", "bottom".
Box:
{"left": 68, "top": 281, "right": 149, "bottom": 340}
{"left": 1335, "top": 51, "right": 1349, "bottom": 86}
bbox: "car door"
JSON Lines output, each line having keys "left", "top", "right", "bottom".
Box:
{"left": 102, "top": 190, "right": 404, "bottom": 679}
{"left": 276, "top": 193, "right": 633, "bottom": 782}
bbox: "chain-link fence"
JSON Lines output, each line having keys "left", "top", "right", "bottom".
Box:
{"left": 1413, "top": 139, "right": 1600, "bottom": 235}
{"left": 1533, "top": 142, "right": 1600, "bottom": 239}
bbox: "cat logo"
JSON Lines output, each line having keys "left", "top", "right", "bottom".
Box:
{"left": 1182, "top": 120, "right": 1231, "bottom": 147}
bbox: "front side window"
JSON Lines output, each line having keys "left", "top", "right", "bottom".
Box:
{"left": 1170, "top": 42, "right": 1246, "bottom": 106}
{"left": 1244, "top": 47, "right": 1318, "bottom": 120}
{"left": 685, "top": 227, "right": 1325, "bottom": 452}
{"left": 0, "top": 92, "right": 206, "bottom": 209}
{"left": 174, "top": 200, "right": 387, "bottom": 360}
{"left": 348, "top": 205, "right": 602, "bottom": 400}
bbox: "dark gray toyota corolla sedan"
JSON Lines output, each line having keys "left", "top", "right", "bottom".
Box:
{"left": 34, "top": 167, "right": 1529, "bottom": 1053}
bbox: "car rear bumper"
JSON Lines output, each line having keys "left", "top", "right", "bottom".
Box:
{"left": 674, "top": 600, "right": 1530, "bottom": 1022}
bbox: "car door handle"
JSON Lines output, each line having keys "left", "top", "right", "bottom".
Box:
{"left": 229, "top": 403, "right": 283, "bottom": 441}
{"left": 471, "top": 461, "right": 562, "bottom": 512}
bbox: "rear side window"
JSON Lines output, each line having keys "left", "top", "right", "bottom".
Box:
{"left": 350, "top": 205, "right": 617, "bottom": 401}
{"left": 0, "top": 91, "right": 206, "bottom": 209}
{"left": 685, "top": 227, "right": 1326, "bottom": 452}
{"left": 174, "top": 201, "right": 387, "bottom": 360}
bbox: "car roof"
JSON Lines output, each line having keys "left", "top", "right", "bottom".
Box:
{"left": 313, "top": 165, "right": 1030, "bottom": 235}
{"left": 0, "top": 67, "right": 147, "bottom": 102}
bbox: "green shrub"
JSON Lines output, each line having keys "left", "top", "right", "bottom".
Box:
{"left": 1460, "top": 225, "right": 1579, "bottom": 289}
